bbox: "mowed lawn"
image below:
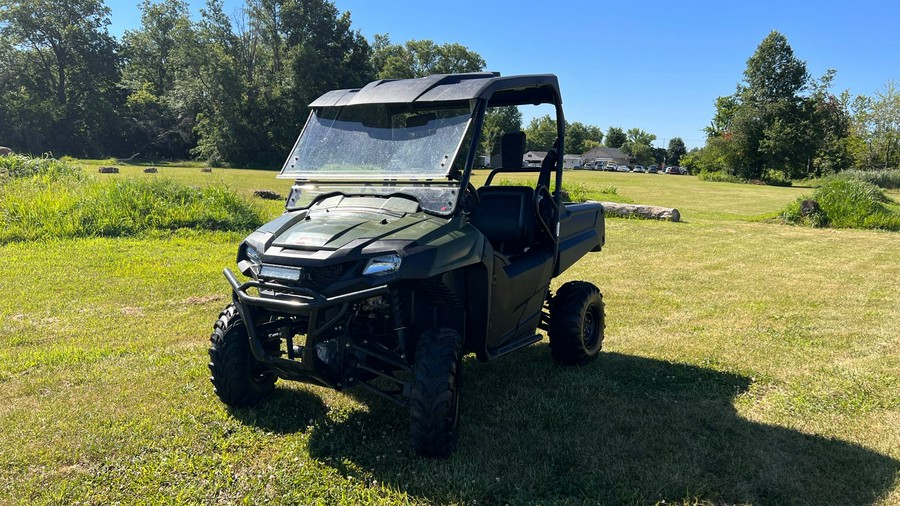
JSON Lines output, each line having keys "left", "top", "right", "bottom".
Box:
{"left": 1, "top": 165, "right": 898, "bottom": 504}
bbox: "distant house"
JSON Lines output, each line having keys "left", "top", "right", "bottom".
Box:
{"left": 523, "top": 151, "right": 547, "bottom": 167}
{"left": 562, "top": 154, "right": 583, "bottom": 169}
{"left": 488, "top": 150, "right": 584, "bottom": 169}
{"left": 581, "top": 146, "right": 629, "bottom": 166}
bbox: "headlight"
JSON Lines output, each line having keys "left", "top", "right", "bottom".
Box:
{"left": 362, "top": 254, "right": 401, "bottom": 276}
{"left": 246, "top": 245, "right": 262, "bottom": 266}
{"left": 238, "top": 243, "right": 263, "bottom": 277}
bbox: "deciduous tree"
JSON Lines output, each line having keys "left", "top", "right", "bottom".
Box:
{"left": 0, "top": 0, "right": 122, "bottom": 155}
{"left": 480, "top": 106, "right": 522, "bottom": 157}
{"left": 565, "top": 121, "right": 603, "bottom": 155}
{"left": 851, "top": 81, "right": 900, "bottom": 170}
{"left": 372, "top": 35, "right": 484, "bottom": 79}
{"left": 120, "top": 0, "right": 195, "bottom": 158}
{"left": 667, "top": 137, "right": 686, "bottom": 166}
{"left": 605, "top": 126, "right": 626, "bottom": 148}
{"left": 702, "top": 31, "right": 837, "bottom": 180}
{"left": 524, "top": 115, "right": 557, "bottom": 152}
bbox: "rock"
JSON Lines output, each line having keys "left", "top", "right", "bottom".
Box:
{"left": 591, "top": 201, "right": 681, "bottom": 222}
{"left": 201, "top": 167, "right": 213, "bottom": 173}
{"left": 98, "top": 166, "right": 120, "bottom": 174}
{"left": 143, "top": 167, "right": 158, "bottom": 173}
{"left": 800, "top": 199, "right": 821, "bottom": 216}
{"left": 0, "top": 147, "right": 11, "bottom": 157}
{"left": 253, "top": 189, "right": 283, "bottom": 200}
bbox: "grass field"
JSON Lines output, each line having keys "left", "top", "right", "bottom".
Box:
{"left": 1, "top": 164, "right": 898, "bottom": 504}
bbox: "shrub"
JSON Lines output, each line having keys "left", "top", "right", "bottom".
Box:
{"left": 697, "top": 169, "right": 793, "bottom": 186}
{"left": 0, "top": 172, "right": 263, "bottom": 243}
{"left": 781, "top": 178, "right": 900, "bottom": 231}
{"left": 561, "top": 181, "right": 618, "bottom": 202}
{"left": 762, "top": 170, "right": 793, "bottom": 187}
{"left": 0, "top": 154, "right": 87, "bottom": 183}
{"left": 697, "top": 170, "right": 746, "bottom": 184}
{"left": 833, "top": 169, "right": 900, "bottom": 190}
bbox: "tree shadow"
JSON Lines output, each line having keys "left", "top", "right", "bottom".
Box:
{"left": 298, "top": 348, "right": 899, "bottom": 505}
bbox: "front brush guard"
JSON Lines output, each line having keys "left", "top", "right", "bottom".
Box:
{"left": 223, "top": 268, "right": 391, "bottom": 389}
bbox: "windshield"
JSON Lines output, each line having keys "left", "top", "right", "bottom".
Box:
{"left": 281, "top": 102, "right": 474, "bottom": 180}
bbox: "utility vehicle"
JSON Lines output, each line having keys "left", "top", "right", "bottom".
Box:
{"left": 209, "top": 73, "right": 606, "bottom": 457}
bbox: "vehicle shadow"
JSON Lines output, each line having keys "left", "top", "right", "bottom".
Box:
{"left": 300, "top": 348, "right": 899, "bottom": 505}
{"left": 228, "top": 387, "right": 327, "bottom": 435}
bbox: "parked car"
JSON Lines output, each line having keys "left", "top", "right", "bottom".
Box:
{"left": 616, "top": 165, "right": 630, "bottom": 172}
{"left": 632, "top": 165, "right": 645, "bottom": 173}
{"left": 664, "top": 166, "right": 679, "bottom": 174}
{"left": 678, "top": 166, "right": 689, "bottom": 175}
{"left": 646, "top": 166, "right": 659, "bottom": 174}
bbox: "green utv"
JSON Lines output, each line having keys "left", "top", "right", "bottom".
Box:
{"left": 209, "top": 73, "right": 606, "bottom": 457}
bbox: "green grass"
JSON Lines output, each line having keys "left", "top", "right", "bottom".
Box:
{"left": 697, "top": 170, "right": 747, "bottom": 184}
{"left": 491, "top": 176, "right": 628, "bottom": 203}
{"left": 0, "top": 157, "right": 266, "bottom": 242}
{"left": 474, "top": 169, "right": 809, "bottom": 222}
{"left": 1, "top": 163, "right": 898, "bottom": 504}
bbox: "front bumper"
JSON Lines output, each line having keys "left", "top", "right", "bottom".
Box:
{"left": 224, "top": 268, "right": 389, "bottom": 314}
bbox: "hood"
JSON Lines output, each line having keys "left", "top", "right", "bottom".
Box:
{"left": 270, "top": 209, "right": 444, "bottom": 251}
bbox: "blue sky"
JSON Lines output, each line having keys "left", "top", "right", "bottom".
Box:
{"left": 104, "top": 0, "right": 900, "bottom": 150}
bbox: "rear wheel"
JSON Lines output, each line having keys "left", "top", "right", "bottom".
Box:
{"left": 409, "top": 327, "right": 463, "bottom": 458}
{"left": 208, "top": 304, "right": 276, "bottom": 406}
{"left": 549, "top": 281, "right": 605, "bottom": 365}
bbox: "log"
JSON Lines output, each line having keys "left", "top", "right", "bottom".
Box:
{"left": 590, "top": 201, "right": 681, "bottom": 222}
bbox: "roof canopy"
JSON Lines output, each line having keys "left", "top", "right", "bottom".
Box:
{"left": 308, "top": 73, "right": 561, "bottom": 109}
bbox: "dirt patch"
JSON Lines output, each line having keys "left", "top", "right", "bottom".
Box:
{"left": 121, "top": 307, "right": 145, "bottom": 317}
{"left": 58, "top": 463, "right": 88, "bottom": 476}
{"left": 183, "top": 294, "right": 225, "bottom": 305}
{"left": 254, "top": 189, "right": 283, "bottom": 200}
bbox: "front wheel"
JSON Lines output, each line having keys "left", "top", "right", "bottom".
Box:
{"left": 409, "top": 327, "right": 463, "bottom": 458}
{"left": 208, "top": 304, "right": 277, "bottom": 406}
{"left": 549, "top": 281, "right": 605, "bottom": 365}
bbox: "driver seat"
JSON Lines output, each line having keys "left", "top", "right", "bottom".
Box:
{"left": 471, "top": 186, "right": 535, "bottom": 256}
{"left": 471, "top": 131, "right": 535, "bottom": 255}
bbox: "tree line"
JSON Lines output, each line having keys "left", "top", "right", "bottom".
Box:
{"left": 0, "top": 0, "right": 694, "bottom": 169}
{"left": 12, "top": 5, "right": 876, "bottom": 179}
{"left": 0, "top": 0, "right": 484, "bottom": 167}
{"left": 684, "top": 31, "right": 899, "bottom": 180}
{"left": 482, "top": 110, "right": 687, "bottom": 167}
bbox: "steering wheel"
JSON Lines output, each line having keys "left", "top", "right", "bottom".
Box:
{"left": 465, "top": 183, "right": 481, "bottom": 208}
{"left": 534, "top": 185, "right": 557, "bottom": 242}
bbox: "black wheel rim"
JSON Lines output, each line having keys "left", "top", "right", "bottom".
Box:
{"left": 452, "top": 358, "right": 462, "bottom": 431}
{"left": 583, "top": 304, "right": 600, "bottom": 348}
